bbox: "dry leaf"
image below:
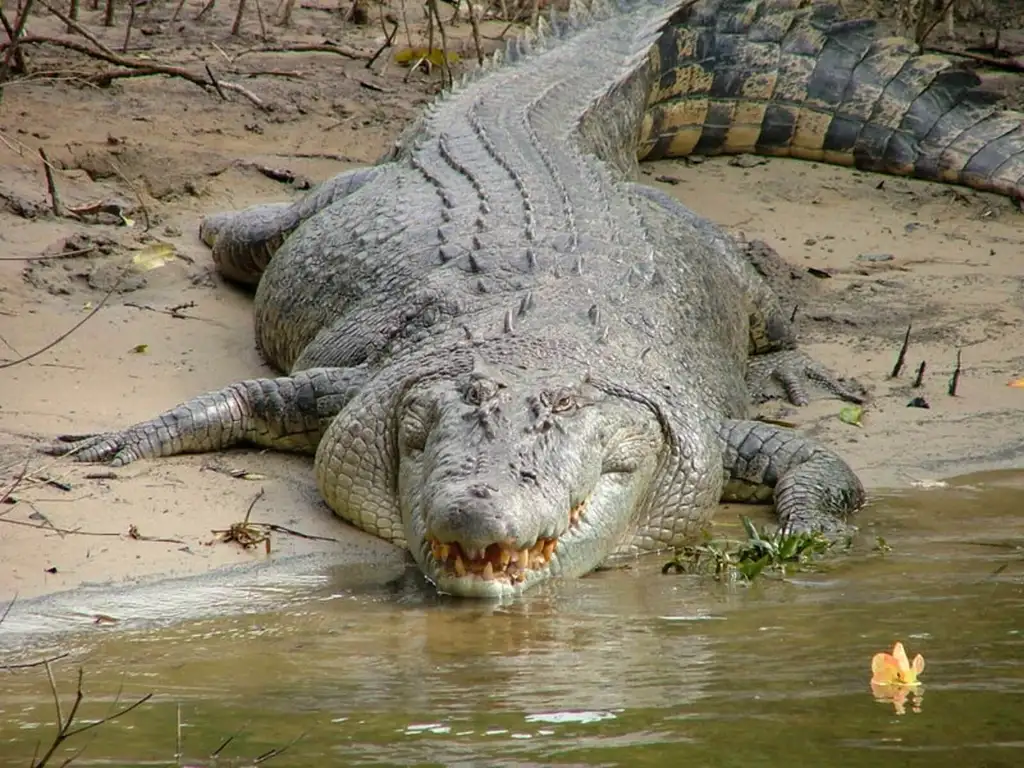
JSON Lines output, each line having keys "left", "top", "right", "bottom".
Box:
{"left": 131, "top": 242, "right": 176, "bottom": 271}
{"left": 839, "top": 405, "right": 864, "bottom": 427}
{"left": 394, "top": 47, "right": 460, "bottom": 67}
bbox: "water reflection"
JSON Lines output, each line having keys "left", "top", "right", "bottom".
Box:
{"left": 870, "top": 682, "right": 925, "bottom": 716}
{"left": 1, "top": 471, "right": 1023, "bottom": 766}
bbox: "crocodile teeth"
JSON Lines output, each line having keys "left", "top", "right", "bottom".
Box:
{"left": 569, "top": 497, "right": 588, "bottom": 526}
{"left": 427, "top": 536, "right": 559, "bottom": 582}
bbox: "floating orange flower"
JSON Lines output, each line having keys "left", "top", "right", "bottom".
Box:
{"left": 871, "top": 642, "right": 925, "bottom": 686}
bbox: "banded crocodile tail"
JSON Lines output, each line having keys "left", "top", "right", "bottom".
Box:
{"left": 640, "top": 0, "right": 1024, "bottom": 201}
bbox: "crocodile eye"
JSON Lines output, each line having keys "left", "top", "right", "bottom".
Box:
{"left": 464, "top": 378, "right": 499, "bottom": 406}
{"left": 542, "top": 388, "right": 577, "bottom": 414}
{"left": 552, "top": 393, "right": 576, "bottom": 413}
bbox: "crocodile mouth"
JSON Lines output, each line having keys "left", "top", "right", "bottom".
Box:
{"left": 427, "top": 499, "right": 587, "bottom": 584}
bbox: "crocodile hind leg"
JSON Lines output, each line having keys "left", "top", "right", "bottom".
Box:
{"left": 740, "top": 246, "right": 866, "bottom": 405}
{"left": 718, "top": 418, "right": 864, "bottom": 536}
{"left": 200, "top": 166, "right": 381, "bottom": 287}
{"left": 629, "top": 184, "right": 864, "bottom": 406}
{"left": 41, "top": 367, "right": 368, "bottom": 466}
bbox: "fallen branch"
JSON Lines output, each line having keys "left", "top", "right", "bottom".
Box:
{"left": 922, "top": 44, "right": 1024, "bottom": 73}
{"left": 0, "top": 35, "right": 272, "bottom": 110}
{"left": 233, "top": 42, "right": 371, "bottom": 61}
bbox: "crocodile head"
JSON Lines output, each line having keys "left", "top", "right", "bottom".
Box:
{"left": 397, "top": 366, "right": 666, "bottom": 598}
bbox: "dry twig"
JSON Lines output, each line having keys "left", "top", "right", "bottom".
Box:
{"left": 31, "top": 664, "right": 152, "bottom": 768}
{"left": 234, "top": 42, "right": 370, "bottom": 60}
{"left": 0, "top": 265, "right": 127, "bottom": 369}
{"left": 0, "top": 30, "right": 272, "bottom": 111}
{"left": 923, "top": 44, "right": 1024, "bottom": 72}
{"left": 123, "top": 0, "right": 138, "bottom": 53}
{"left": 466, "top": 0, "right": 485, "bottom": 65}
{"left": 0, "top": 0, "right": 34, "bottom": 88}
{"left": 232, "top": 0, "right": 248, "bottom": 36}
{"left": 37, "top": 148, "right": 64, "bottom": 217}
{"left": 366, "top": 14, "right": 399, "bottom": 70}
{"left": 0, "top": 515, "right": 187, "bottom": 543}
{"left": 427, "top": 0, "right": 453, "bottom": 87}
{"left": 39, "top": 0, "right": 118, "bottom": 58}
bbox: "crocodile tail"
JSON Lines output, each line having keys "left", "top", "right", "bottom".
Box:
{"left": 639, "top": 0, "right": 1024, "bottom": 200}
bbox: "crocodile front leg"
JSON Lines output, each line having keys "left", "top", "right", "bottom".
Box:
{"left": 41, "top": 366, "right": 369, "bottom": 466}
{"left": 200, "top": 166, "right": 381, "bottom": 287}
{"left": 718, "top": 418, "right": 864, "bottom": 536}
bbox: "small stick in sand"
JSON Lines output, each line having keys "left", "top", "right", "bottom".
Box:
{"left": 912, "top": 360, "right": 926, "bottom": 388}
{"left": 948, "top": 349, "right": 962, "bottom": 396}
{"left": 38, "top": 148, "right": 64, "bottom": 217}
{"left": 889, "top": 323, "right": 912, "bottom": 379}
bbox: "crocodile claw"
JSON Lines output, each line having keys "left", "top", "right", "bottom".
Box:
{"left": 747, "top": 349, "right": 866, "bottom": 407}
{"left": 40, "top": 431, "right": 146, "bottom": 466}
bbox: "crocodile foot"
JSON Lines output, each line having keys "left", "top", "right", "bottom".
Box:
{"left": 42, "top": 430, "right": 161, "bottom": 466}
{"left": 747, "top": 349, "right": 866, "bottom": 406}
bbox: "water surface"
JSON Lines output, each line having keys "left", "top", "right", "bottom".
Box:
{"left": 1, "top": 471, "right": 1022, "bottom": 766}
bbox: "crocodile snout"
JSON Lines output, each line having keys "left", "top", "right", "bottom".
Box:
{"left": 427, "top": 485, "right": 522, "bottom": 554}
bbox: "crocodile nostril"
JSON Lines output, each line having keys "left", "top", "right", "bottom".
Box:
{"left": 469, "top": 484, "right": 493, "bottom": 499}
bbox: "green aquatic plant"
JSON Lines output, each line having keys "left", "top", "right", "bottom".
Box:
{"left": 662, "top": 515, "right": 848, "bottom": 582}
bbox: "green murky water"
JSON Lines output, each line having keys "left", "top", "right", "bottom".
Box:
{"left": 1, "top": 471, "right": 1022, "bottom": 767}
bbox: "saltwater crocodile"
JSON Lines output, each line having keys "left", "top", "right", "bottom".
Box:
{"left": 46, "top": 0, "right": 1024, "bottom": 597}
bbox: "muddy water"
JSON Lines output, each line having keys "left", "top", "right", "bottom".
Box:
{"left": 1, "top": 472, "right": 1022, "bottom": 767}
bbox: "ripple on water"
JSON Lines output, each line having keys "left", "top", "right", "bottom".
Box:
{"left": 1, "top": 471, "right": 1022, "bottom": 765}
